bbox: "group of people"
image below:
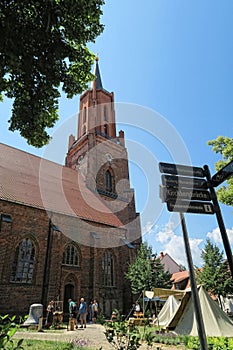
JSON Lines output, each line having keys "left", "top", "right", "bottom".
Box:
{"left": 69, "top": 298, "right": 99, "bottom": 328}
{"left": 45, "top": 298, "right": 99, "bottom": 329}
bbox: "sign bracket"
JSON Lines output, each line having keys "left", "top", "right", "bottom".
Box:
{"left": 204, "top": 165, "right": 233, "bottom": 278}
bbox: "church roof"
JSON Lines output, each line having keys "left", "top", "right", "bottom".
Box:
{"left": 0, "top": 143, "right": 123, "bottom": 227}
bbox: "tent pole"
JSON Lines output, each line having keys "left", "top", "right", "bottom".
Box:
{"left": 179, "top": 212, "right": 208, "bottom": 350}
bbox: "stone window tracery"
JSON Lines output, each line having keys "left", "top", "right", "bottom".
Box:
{"left": 102, "top": 250, "right": 115, "bottom": 286}
{"left": 62, "top": 244, "right": 80, "bottom": 266}
{"left": 10, "top": 238, "right": 36, "bottom": 283}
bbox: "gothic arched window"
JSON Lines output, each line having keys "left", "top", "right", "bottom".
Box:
{"left": 62, "top": 244, "right": 80, "bottom": 266}
{"left": 105, "top": 170, "right": 112, "bottom": 192}
{"left": 10, "top": 238, "right": 36, "bottom": 283}
{"left": 102, "top": 251, "right": 115, "bottom": 286}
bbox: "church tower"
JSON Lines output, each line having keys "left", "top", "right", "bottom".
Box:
{"left": 65, "top": 58, "right": 140, "bottom": 231}
{"left": 0, "top": 57, "right": 142, "bottom": 318}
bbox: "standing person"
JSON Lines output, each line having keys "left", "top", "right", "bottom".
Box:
{"left": 134, "top": 300, "right": 141, "bottom": 318}
{"left": 92, "top": 299, "right": 98, "bottom": 323}
{"left": 73, "top": 301, "right": 79, "bottom": 328}
{"left": 134, "top": 301, "right": 140, "bottom": 312}
{"left": 68, "top": 298, "right": 76, "bottom": 318}
{"left": 68, "top": 298, "right": 78, "bottom": 329}
{"left": 45, "top": 300, "right": 54, "bottom": 328}
{"left": 79, "top": 297, "right": 87, "bottom": 328}
{"left": 88, "top": 301, "right": 93, "bottom": 323}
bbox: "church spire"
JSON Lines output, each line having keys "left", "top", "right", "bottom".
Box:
{"left": 92, "top": 56, "right": 103, "bottom": 90}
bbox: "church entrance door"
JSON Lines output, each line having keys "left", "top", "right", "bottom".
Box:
{"left": 63, "top": 283, "right": 74, "bottom": 321}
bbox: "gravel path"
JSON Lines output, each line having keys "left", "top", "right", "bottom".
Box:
{"left": 14, "top": 324, "right": 109, "bottom": 349}
{"left": 14, "top": 323, "right": 183, "bottom": 350}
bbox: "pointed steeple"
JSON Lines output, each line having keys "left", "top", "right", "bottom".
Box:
{"left": 92, "top": 56, "right": 103, "bottom": 90}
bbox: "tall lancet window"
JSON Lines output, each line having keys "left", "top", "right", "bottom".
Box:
{"left": 104, "top": 105, "right": 107, "bottom": 121}
{"left": 83, "top": 107, "right": 87, "bottom": 123}
{"left": 102, "top": 250, "right": 115, "bottom": 286}
{"left": 105, "top": 170, "right": 112, "bottom": 192}
{"left": 10, "top": 238, "right": 36, "bottom": 283}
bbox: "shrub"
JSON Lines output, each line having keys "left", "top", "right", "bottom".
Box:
{"left": 0, "top": 315, "right": 24, "bottom": 350}
{"left": 96, "top": 313, "right": 105, "bottom": 325}
{"left": 104, "top": 311, "right": 141, "bottom": 350}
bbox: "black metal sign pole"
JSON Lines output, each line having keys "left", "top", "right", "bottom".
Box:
{"left": 204, "top": 165, "right": 233, "bottom": 279}
{"left": 179, "top": 212, "right": 208, "bottom": 350}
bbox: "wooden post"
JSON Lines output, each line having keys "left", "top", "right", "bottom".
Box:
{"left": 37, "top": 316, "right": 43, "bottom": 332}
{"left": 69, "top": 317, "right": 75, "bottom": 331}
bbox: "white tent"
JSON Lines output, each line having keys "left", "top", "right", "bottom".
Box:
{"left": 166, "top": 286, "right": 233, "bottom": 337}
{"left": 154, "top": 295, "right": 180, "bottom": 327}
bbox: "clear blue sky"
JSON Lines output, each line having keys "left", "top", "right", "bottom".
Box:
{"left": 1, "top": 0, "right": 233, "bottom": 267}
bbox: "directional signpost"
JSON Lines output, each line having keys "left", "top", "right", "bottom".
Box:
{"left": 159, "top": 162, "right": 210, "bottom": 350}
{"left": 160, "top": 186, "right": 211, "bottom": 202}
{"left": 158, "top": 161, "right": 233, "bottom": 350}
{"left": 211, "top": 159, "right": 233, "bottom": 187}
{"left": 161, "top": 174, "right": 208, "bottom": 189}
{"left": 159, "top": 162, "right": 205, "bottom": 177}
{"left": 159, "top": 161, "right": 233, "bottom": 280}
{"left": 159, "top": 162, "right": 213, "bottom": 215}
{"left": 167, "top": 201, "right": 214, "bottom": 214}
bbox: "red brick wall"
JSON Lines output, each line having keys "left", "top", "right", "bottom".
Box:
{"left": 0, "top": 201, "right": 48, "bottom": 315}
{"left": 0, "top": 200, "right": 136, "bottom": 318}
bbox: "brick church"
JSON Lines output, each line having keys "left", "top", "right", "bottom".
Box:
{"left": 0, "top": 58, "right": 141, "bottom": 319}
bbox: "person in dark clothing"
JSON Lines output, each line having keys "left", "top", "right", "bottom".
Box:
{"left": 45, "top": 300, "right": 54, "bottom": 328}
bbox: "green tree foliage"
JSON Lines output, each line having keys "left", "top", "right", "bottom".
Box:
{"left": 178, "top": 264, "right": 187, "bottom": 271}
{"left": 125, "top": 243, "right": 171, "bottom": 295}
{"left": 0, "top": 315, "right": 24, "bottom": 349}
{"left": 208, "top": 136, "right": 233, "bottom": 206}
{"left": 0, "top": 0, "right": 104, "bottom": 147}
{"left": 196, "top": 239, "right": 233, "bottom": 299}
